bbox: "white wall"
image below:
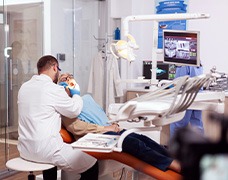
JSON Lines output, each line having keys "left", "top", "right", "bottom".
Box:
{"left": 130, "top": 0, "right": 155, "bottom": 81}
{"left": 110, "top": 0, "right": 132, "bottom": 18}
{"left": 49, "top": 0, "right": 74, "bottom": 73}
{"left": 109, "top": 0, "right": 155, "bottom": 87}
{"left": 188, "top": 0, "right": 228, "bottom": 73}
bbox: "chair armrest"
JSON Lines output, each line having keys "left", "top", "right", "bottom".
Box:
{"left": 60, "top": 126, "right": 75, "bottom": 143}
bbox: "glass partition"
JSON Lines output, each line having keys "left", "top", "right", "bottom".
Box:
{"left": 73, "top": 0, "right": 100, "bottom": 94}
{"left": 0, "top": 0, "right": 103, "bottom": 178}
{"left": 0, "top": 1, "right": 43, "bottom": 178}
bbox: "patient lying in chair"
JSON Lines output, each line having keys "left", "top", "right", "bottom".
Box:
{"left": 58, "top": 73, "right": 181, "bottom": 173}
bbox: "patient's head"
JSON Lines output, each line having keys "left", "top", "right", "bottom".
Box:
{"left": 58, "top": 73, "right": 78, "bottom": 96}
{"left": 58, "top": 73, "right": 76, "bottom": 89}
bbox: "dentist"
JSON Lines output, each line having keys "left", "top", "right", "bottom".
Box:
{"left": 17, "top": 55, "right": 98, "bottom": 180}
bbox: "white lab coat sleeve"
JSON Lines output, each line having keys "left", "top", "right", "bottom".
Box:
{"left": 87, "top": 51, "right": 104, "bottom": 108}
{"left": 105, "top": 56, "right": 123, "bottom": 112}
{"left": 108, "top": 67, "right": 115, "bottom": 104}
{"left": 113, "top": 56, "right": 123, "bottom": 97}
{"left": 87, "top": 54, "right": 95, "bottom": 94}
{"left": 54, "top": 86, "right": 83, "bottom": 119}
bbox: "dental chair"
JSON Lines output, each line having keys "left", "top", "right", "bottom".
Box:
{"left": 60, "top": 74, "right": 210, "bottom": 180}
{"left": 60, "top": 126, "right": 182, "bottom": 180}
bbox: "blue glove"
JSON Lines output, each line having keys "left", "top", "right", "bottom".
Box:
{"left": 69, "top": 83, "right": 80, "bottom": 96}
{"left": 59, "top": 82, "right": 68, "bottom": 88}
{"left": 69, "top": 88, "right": 80, "bottom": 96}
{"left": 59, "top": 81, "right": 80, "bottom": 96}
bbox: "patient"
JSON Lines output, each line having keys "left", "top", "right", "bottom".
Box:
{"left": 59, "top": 73, "right": 181, "bottom": 173}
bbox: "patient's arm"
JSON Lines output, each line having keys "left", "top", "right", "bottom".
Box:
{"left": 62, "top": 116, "right": 120, "bottom": 140}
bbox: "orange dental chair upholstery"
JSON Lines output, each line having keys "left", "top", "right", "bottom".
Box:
{"left": 60, "top": 126, "right": 182, "bottom": 180}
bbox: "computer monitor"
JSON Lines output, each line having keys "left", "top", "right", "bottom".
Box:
{"left": 163, "top": 30, "right": 200, "bottom": 67}
{"left": 143, "top": 61, "right": 176, "bottom": 80}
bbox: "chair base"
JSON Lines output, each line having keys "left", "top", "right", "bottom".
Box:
{"left": 28, "top": 173, "right": 35, "bottom": 180}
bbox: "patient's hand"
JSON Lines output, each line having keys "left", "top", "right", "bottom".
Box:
{"left": 103, "top": 124, "right": 121, "bottom": 133}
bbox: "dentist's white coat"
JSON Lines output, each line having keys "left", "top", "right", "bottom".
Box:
{"left": 87, "top": 52, "right": 123, "bottom": 112}
{"left": 17, "top": 74, "right": 96, "bottom": 174}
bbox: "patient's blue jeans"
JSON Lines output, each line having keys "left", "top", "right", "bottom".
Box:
{"left": 105, "top": 130, "right": 173, "bottom": 171}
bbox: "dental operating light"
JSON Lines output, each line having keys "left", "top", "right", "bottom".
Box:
{"left": 110, "top": 34, "right": 139, "bottom": 62}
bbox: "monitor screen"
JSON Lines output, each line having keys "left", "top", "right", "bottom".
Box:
{"left": 163, "top": 30, "right": 200, "bottom": 67}
{"left": 143, "top": 61, "right": 176, "bottom": 80}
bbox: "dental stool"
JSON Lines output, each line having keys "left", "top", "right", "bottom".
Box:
{"left": 6, "top": 157, "right": 54, "bottom": 180}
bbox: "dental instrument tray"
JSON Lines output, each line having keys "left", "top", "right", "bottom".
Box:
{"left": 71, "top": 133, "right": 119, "bottom": 153}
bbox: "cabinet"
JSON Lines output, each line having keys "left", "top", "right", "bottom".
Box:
{"left": 126, "top": 90, "right": 150, "bottom": 100}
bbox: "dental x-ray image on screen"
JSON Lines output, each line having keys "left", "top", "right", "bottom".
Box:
{"left": 163, "top": 30, "right": 200, "bottom": 67}
{"left": 143, "top": 61, "right": 176, "bottom": 80}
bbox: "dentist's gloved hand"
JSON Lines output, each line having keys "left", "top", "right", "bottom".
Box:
{"left": 59, "top": 82, "right": 68, "bottom": 88}
{"left": 69, "top": 83, "right": 80, "bottom": 96}
{"left": 59, "top": 81, "right": 80, "bottom": 96}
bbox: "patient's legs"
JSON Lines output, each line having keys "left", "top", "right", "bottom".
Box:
{"left": 121, "top": 133, "right": 181, "bottom": 172}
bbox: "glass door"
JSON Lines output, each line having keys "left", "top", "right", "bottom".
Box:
{"left": 0, "top": 0, "right": 7, "bottom": 173}
{"left": 0, "top": 1, "right": 10, "bottom": 174}
{"left": 73, "top": 0, "right": 100, "bottom": 94}
{"left": 0, "top": 1, "right": 43, "bottom": 177}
